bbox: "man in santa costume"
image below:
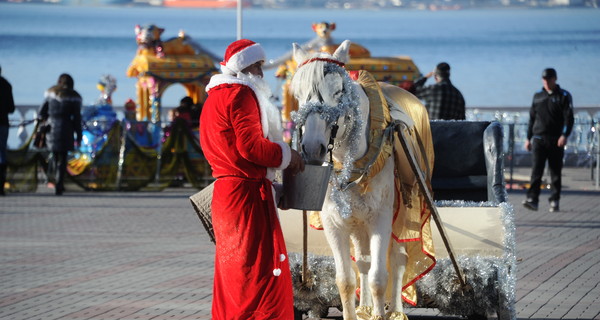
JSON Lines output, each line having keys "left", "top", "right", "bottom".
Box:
{"left": 200, "top": 39, "right": 304, "bottom": 320}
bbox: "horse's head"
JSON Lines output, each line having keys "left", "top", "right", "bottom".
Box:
{"left": 290, "top": 40, "right": 362, "bottom": 165}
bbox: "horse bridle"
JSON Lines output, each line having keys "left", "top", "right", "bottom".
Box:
{"left": 296, "top": 103, "right": 342, "bottom": 164}
{"left": 293, "top": 57, "right": 357, "bottom": 163}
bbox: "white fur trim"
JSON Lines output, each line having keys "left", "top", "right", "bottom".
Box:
{"left": 206, "top": 73, "right": 248, "bottom": 92}
{"left": 225, "top": 43, "right": 265, "bottom": 74}
{"left": 220, "top": 64, "right": 236, "bottom": 76}
{"left": 276, "top": 142, "right": 291, "bottom": 170}
{"left": 206, "top": 74, "right": 282, "bottom": 140}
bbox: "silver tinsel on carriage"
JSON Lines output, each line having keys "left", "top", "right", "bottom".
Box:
{"left": 279, "top": 119, "right": 516, "bottom": 319}
{"left": 283, "top": 200, "right": 516, "bottom": 320}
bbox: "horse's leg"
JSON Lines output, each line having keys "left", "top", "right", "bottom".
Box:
{"left": 351, "top": 229, "right": 373, "bottom": 318}
{"left": 387, "top": 239, "right": 408, "bottom": 315}
{"left": 386, "top": 198, "right": 408, "bottom": 319}
{"left": 369, "top": 211, "right": 393, "bottom": 318}
{"left": 324, "top": 222, "right": 357, "bottom": 320}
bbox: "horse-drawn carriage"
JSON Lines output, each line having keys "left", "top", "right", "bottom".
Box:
{"left": 281, "top": 119, "right": 515, "bottom": 320}
{"left": 192, "top": 40, "right": 516, "bottom": 320}
{"left": 273, "top": 41, "right": 515, "bottom": 320}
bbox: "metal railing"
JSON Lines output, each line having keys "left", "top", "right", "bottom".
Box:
{"left": 8, "top": 105, "right": 600, "bottom": 189}
{"left": 468, "top": 106, "right": 600, "bottom": 189}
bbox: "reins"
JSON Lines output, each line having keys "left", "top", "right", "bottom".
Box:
{"left": 327, "top": 123, "right": 338, "bottom": 164}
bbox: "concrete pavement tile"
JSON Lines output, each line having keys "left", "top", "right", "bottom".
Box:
{"left": 2, "top": 169, "right": 599, "bottom": 320}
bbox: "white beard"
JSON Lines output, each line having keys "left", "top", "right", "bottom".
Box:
{"left": 238, "top": 73, "right": 287, "bottom": 183}
{"left": 238, "top": 72, "right": 284, "bottom": 143}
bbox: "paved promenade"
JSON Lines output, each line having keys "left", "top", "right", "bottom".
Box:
{"left": 1, "top": 167, "right": 599, "bottom": 320}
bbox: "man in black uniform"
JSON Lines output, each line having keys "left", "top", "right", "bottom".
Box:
{"left": 522, "top": 68, "right": 574, "bottom": 212}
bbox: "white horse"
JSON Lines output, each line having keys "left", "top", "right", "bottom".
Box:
{"left": 290, "top": 40, "right": 435, "bottom": 320}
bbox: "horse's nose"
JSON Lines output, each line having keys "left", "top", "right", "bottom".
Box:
{"left": 301, "top": 142, "right": 328, "bottom": 165}
{"left": 319, "top": 143, "right": 327, "bottom": 159}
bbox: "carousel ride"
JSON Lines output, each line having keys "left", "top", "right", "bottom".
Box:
{"left": 126, "top": 24, "right": 220, "bottom": 122}
{"left": 6, "top": 25, "right": 219, "bottom": 193}
{"left": 64, "top": 25, "right": 221, "bottom": 191}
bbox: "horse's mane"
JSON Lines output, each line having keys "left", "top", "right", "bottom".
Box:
{"left": 290, "top": 52, "right": 331, "bottom": 102}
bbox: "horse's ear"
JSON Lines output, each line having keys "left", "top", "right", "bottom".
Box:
{"left": 332, "top": 40, "right": 351, "bottom": 63}
{"left": 293, "top": 42, "right": 309, "bottom": 65}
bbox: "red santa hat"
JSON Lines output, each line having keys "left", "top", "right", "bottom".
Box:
{"left": 220, "top": 39, "right": 266, "bottom": 76}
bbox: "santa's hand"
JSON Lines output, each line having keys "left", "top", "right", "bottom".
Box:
{"left": 287, "top": 149, "right": 305, "bottom": 175}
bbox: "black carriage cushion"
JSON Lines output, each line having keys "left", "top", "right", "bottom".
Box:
{"left": 431, "top": 121, "right": 489, "bottom": 178}
{"left": 430, "top": 121, "right": 492, "bottom": 201}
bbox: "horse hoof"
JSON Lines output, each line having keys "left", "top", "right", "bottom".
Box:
{"left": 356, "top": 305, "right": 372, "bottom": 320}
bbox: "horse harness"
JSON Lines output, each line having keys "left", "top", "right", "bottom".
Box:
{"left": 335, "top": 70, "right": 430, "bottom": 194}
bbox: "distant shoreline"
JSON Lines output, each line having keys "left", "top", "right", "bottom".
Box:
{"left": 1, "top": 1, "right": 598, "bottom": 10}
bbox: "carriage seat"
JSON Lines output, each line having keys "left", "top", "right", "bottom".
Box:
{"left": 430, "top": 120, "right": 506, "bottom": 203}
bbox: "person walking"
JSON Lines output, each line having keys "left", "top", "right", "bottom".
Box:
{"left": 522, "top": 68, "right": 574, "bottom": 212}
{"left": 38, "top": 74, "right": 82, "bottom": 196}
{"left": 0, "top": 65, "right": 15, "bottom": 196}
{"left": 199, "top": 39, "right": 304, "bottom": 319}
{"left": 414, "top": 62, "right": 466, "bottom": 120}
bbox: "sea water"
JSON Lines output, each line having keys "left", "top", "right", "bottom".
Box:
{"left": 1, "top": 4, "right": 599, "bottom": 110}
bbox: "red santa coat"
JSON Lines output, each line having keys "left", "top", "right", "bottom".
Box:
{"left": 200, "top": 75, "right": 293, "bottom": 320}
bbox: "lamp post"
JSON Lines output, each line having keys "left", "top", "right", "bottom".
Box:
{"left": 237, "top": 0, "right": 243, "bottom": 40}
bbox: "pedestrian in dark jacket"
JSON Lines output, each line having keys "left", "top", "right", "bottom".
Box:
{"left": 522, "top": 68, "right": 574, "bottom": 212}
{"left": 0, "top": 65, "right": 15, "bottom": 195}
{"left": 38, "top": 74, "right": 83, "bottom": 195}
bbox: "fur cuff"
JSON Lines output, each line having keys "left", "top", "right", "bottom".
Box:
{"left": 276, "top": 142, "right": 291, "bottom": 170}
